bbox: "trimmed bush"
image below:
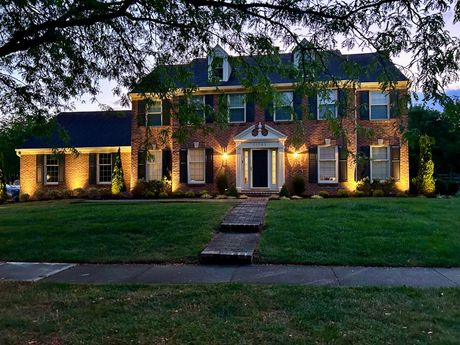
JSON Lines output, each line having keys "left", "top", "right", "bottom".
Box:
{"left": 318, "top": 190, "right": 330, "bottom": 198}
{"left": 173, "top": 190, "right": 185, "bottom": 198}
{"left": 447, "top": 182, "right": 459, "bottom": 196}
{"left": 19, "top": 193, "right": 30, "bottom": 202}
{"left": 353, "top": 190, "right": 366, "bottom": 197}
{"left": 73, "top": 188, "right": 87, "bottom": 198}
{"left": 185, "top": 191, "right": 196, "bottom": 198}
{"left": 336, "top": 189, "right": 349, "bottom": 198}
{"left": 372, "top": 189, "right": 385, "bottom": 197}
{"left": 215, "top": 171, "right": 229, "bottom": 195}
{"left": 225, "top": 184, "right": 239, "bottom": 198}
{"left": 86, "top": 188, "right": 101, "bottom": 200}
{"left": 111, "top": 149, "right": 125, "bottom": 195}
{"left": 279, "top": 184, "right": 290, "bottom": 198}
{"left": 198, "top": 190, "right": 209, "bottom": 196}
{"left": 291, "top": 174, "right": 305, "bottom": 196}
{"left": 34, "top": 189, "right": 48, "bottom": 201}
{"left": 396, "top": 191, "right": 409, "bottom": 197}
{"left": 159, "top": 191, "right": 169, "bottom": 198}
{"left": 131, "top": 180, "right": 147, "bottom": 198}
{"left": 144, "top": 191, "right": 156, "bottom": 199}
{"left": 381, "top": 178, "right": 396, "bottom": 195}
{"left": 356, "top": 177, "right": 372, "bottom": 195}
{"left": 47, "top": 190, "right": 62, "bottom": 200}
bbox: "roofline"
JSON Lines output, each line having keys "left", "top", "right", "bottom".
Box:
{"left": 129, "top": 80, "right": 410, "bottom": 100}
{"left": 15, "top": 146, "right": 131, "bottom": 156}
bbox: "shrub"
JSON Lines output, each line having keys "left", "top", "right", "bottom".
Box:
{"left": 198, "top": 190, "right": 209, "bottom": 196}
{"left": 291, "top": 174, "right": 305, "bottom": 196}
{"left": 356, "top": 177, "right": 372, "bottom": 195}
{"left": 99, "top": 188, "right": 112, "bottom": 199}
{"left": 447, "top": 182, "right": 459, "bottom": 196}
{"left": 20, "top": 193, "right": 30, "bottom": 202}
{"left": 311, "top": 194, "right": 323, "bottom": 199}
{"left": 414, "top": 134, "right": 435, "bottom": 194}
{"left": 318, "top": 190, "right": 330, "bottom": 198}
{"left": 87, "top": 188, "right": 101, "bottom": 200}
{"left": 215, "top": 171, "right": 229, "bottom": 195}
{"left": 159, "top": 191, "right": 169, "bottom": 198}
{"left": 396, "top": 191, "right": 408, "bottom": 197}
{"left": 381, "top": 178, "right": 396, "bottom": 195}
{"left": 119, "top": 191, "right": 133, "bottom": 199}
{"left": 435, "top": 179, "right": 447, "bottom": 195}
{"left": 185, "top": 191, "right": 196, "bottom": 198}
{"left": 34, "top": 189, "right": 48, "bottom": 201}
{"left": 336, "top": 189, "right": 349, "bottom": 198}
{"left": 61, "top": 189, "right": 72, "bottom": 199}
{"left": 144, "top": 191, "right": 156, "bottom": 199}
{"left": 173, "top": 190, "right": 185, "bottom": 198}
{"left": 279, "top": 184, "right": 290, "bottom": 198}
{"left": 372, "top": 189, "right": 385, "bottom": 197}
{"left": 353, "top": 190, "right": 366, "bottom": 197}
{"left": 73, "top": 188, "right": 87, "bottom": 198}
{"left": 225, "top": 184, "right": 239, "bottom": 198}
{"left": 47, "top": 190, "right": 62, "bottom": 200}
{"left": 131, "top": 180, "right": 147, "bottom": 198}
{"left": 111, "top": 149, "right": 125, "bottom": 195}
{"left": 201, "top": 193, "right": 213, "bottom": 199}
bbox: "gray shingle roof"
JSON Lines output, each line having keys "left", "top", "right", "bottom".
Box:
{"left": 20, "top": 111, "right": 131, "bottom": 149}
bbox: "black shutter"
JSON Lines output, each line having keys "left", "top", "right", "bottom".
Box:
{"left": 162, "top": 99, "right": 171, "bottom": 125}
{"left": 205, "top": 95, "right": 214, "bottom": 123}
{"left": 390, "top": 146, "right": 401, "bottom": 180}
{"left": 162, "top": 149, "right": 172, "bottom": 180}
{"left": 338, "top": 146, "right": 348, "bottom": 182}
{"left": 293, "top": 91, "right": 303, "bottom": 120}
{"left": 137, "top": 100, "right": 146, "bottom": 126}
{"left": 246, "top": 94, "right": 255, "bottom": 122}
{"left": 308, "top": 146, "right": 318, "bottom": 183}
{"left": 179, "top": 149, "right": 188, "bottom": 183}
{"left": 36, "top": 154, "right": 44, "bottom": 184}
{"left": 390, "top": 90, "right": 401, "bottom": 118}
{"left": 264, "top": 100, "right": 274, "bottom": 121}
{"left": 58, "top": 155, "right": 65, "bottom": 183}
{"left": 137, "top": 150, "right": 146, "bottom": 181}
{"left": 205, "top": 148, "right": 214, "bottom": 184}
{"left": 89, "top": 153, "right": 97, "bottom": 185}
{"left": 337, "top": 89, "right": 347, "bottom": 118}
{"left": 357, "top": 146, "right": 370, "bottom": 180}
{"left": 358, "top": 91, "right": 369, "bottom": 120}
{"left": 308, "top": 93, "right": 317, "bottom": 119}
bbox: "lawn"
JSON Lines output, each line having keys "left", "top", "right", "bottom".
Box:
{"left": 259, "top": 197, "right": 460, "bottom": 267}
{"left": 0, "top": 201, "right": 232, "bottom": 263}
{"left": 0, "top": 282, "right": 458, "bottom": 344}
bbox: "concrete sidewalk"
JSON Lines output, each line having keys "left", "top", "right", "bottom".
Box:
{"left": 1, "top": 262, "right": 459, "bottom": 288}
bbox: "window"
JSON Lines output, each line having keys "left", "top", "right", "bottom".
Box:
{"left": 318, "top": 145, "right": 338, "bottom": 183}
{"left": 271, "top": 150, "right": 277, "bottom": 185}
{"left": 45, "top": 155, "right": 59, "bottom": 184}
{"left": 370, "top": 91, "right": 389, "bottom": 120}
{"left": 371, "top": 146, "right": 390, "bottom": 180}
{"left": 274, "top": 92, "right": 293, "bottom": 121}
{"left": 191, "top": 96, "right": 205, "bottom": 120}
{"left": 228, "top": 94, "right": 245, "bottom": 123}
{"left": 244, "top": 150, "right": 249, "bottom": 184}
{"left": 146, "top": 150, "right": 162, "bottom": 181}
{"left": 188, "top": 149, "right": 205, "bottom": 183}
{"left": 214, "top": 57, "right": 224, "bottom": 80}
{"left": 98, "top": 153, "right": 112, "bottom": 184}
{"left": 318, "top": 89, "right": 337, "bottom": 119}
{"left": 146, "top": 100, "right": 162, "bottom": 126}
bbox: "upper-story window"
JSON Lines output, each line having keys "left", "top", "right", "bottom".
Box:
{"left": 274, "top": 92, "right": 293, "bottom": 121}
{"left": 318, "top": 90, "right": 338, "bottom": 120}
{"left": 191, "top": 96, "right": 205, "bottom": 121}
{"left": 45, "top": 155, "right": 59, "bottom": 185}
{"left": 97, "top": 153, "right": 112, "bottom": 184}
{"left": 228, "top": 94, "right": 245, "bottom": 123}
{"left": 208, "top": 45, "right": 231, "bottom": 82}
{"left": 213, "top": 57, "right": 224, "bottom": 81}
{"left": 147, "top": 100, "right": 162, "bottom": 126}
{"left": 370, "top": 91, "right": 389, "bottom": 120}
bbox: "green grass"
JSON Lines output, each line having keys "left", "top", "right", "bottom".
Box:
{"left": 0, "top": 201, "right": 232, "bottom": 263}
{"left": 259, "top": 198, "right": 460, "bottom": 267}
{"left": 0, "top": 282, "right": 458, "bottom": 344}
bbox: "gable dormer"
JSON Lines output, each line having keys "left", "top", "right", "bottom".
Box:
{"left": 292, "top": 38, "right": 315, "bottom": 69}
{"left": 208, "top": 44, "right": 231, "bottom": 82}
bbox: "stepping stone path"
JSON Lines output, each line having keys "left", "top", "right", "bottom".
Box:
{"left": 200, "top": 198, "right": 268, "bottom": 264}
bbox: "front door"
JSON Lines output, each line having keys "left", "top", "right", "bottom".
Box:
{"left": 252, "top": 150, "right": 268, "bottom": 187}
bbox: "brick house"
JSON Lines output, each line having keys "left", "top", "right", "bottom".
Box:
{"left": 17, "top": 45, "right": 409, "bottom": 196}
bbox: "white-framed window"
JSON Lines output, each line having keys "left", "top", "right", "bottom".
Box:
{"left": 97, "top": 153, "right": 112, "bottom": 184}
{"left": 146, "top": 150, "right": 162, "bottom": 181}
{"left": 274, "top": 91, "right": 293, "bottom": 121}
{"left": 146, "top": 100, "right": 162, "bottom": 126}
{"left": 188, "top": 149, "right": 205, "bottom": 184}
{"left": 370, "top": 146, "right": 390, "bottom": 180}
{"left": 45, "top": 155, "right": 59, "bottom": 185}
{"left": 213, "top": 57, "right": 224, "bottom": 81}
{"left": 370, "top": 91, "right": 389, "bottom": 120}
{"left": 318, "top": 145, "right": 338, "bottom": 183}
{"left": 318, "top": 89, "right": 338, "bottom": 120}
{"left": 228, "top": 94, "right": 246, "bottom": 123}
{"left": 191, "top": 95, "right": 205, "bottom": 121}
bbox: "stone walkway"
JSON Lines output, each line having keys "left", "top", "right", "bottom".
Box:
{"left": 200, "top": 198, "right": 268, "bottom": 264}
{"left": 1, "top": 262, "right": 459, "bottom": 288}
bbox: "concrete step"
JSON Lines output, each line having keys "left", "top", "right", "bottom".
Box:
{"left": 199, "top": 233, "right": 259, "bottom": 265}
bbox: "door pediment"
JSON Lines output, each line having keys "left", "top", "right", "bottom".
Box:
{"left": 234, "top": 122, "right": 287, "bottom": 143}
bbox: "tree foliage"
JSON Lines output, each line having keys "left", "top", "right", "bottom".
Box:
{"left": 414, "top": 134, "right": 436, "bottom": 194}
{"left": 111, "top": 148, "right": 125, "bottom": 194}
{"left": 0, "top": 0, "right": 459, "bottom": 122}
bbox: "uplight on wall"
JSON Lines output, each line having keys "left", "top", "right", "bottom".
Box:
{"left": 293, "top": 151, "right": 299, "bottom": 159}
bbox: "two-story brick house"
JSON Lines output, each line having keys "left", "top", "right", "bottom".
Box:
{"left": 17, "top": 44, "right": 409, "bottom": 196}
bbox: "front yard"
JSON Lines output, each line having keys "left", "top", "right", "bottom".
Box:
{"left": 259, "top": 197, "right": 460, "bottom": 267}
{"left": 0, "top": 201, "right": 232, "bottom": 263}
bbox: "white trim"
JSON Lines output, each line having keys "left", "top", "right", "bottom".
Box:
{"left": 370, "top": 145, "right": 391, "bottom": 180}
{"left": 274, "top": 91, "right": 293, "bottom": 122}
{"left": 15, "top": 146, "right": 131, "bottom": 156}
{"left": 317, "top": 89, "right": 338, "bottom": 120}
{"left": 228, "top": 94, "right": 246, "bottom": 123}
{"left": 146, "top": 99, "right": 163, "bottom": 126}
{"left": 187, "top": 148, "right": 206, "bottom": 184}
{"left": 317, "top": 145, "right": 338, "bottom": 184}
{"left": 369, "top": 91, "right": 390, "bottom": 120}
{"left": 97, "top": 153, "right": 112, "bottom": 185}
{"left": 44, "top": 154, "right": 59, "bottom": 185}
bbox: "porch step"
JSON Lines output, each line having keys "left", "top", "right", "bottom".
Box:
{"left": 240, "top": 190, "right": 278, "bottom": 197}
{"left": 199, "top": 233, "right": 259, "bottom": 264}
